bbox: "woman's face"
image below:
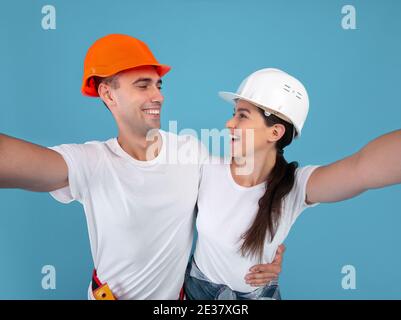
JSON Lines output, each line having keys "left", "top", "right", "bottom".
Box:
{"left": 226, "top": 99, "right": 274, "bottom": 159}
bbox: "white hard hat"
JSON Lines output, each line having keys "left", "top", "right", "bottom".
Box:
{"left": 219, "top": 68, "right": 309, "bottom": 138}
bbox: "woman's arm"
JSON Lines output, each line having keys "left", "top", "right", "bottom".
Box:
{"left": 306, "top": 129, "right": 401, "bottom": 204}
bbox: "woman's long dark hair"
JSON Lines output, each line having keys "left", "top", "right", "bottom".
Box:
{"left": 240, "top": 108, "right": 298, "bottom": 261}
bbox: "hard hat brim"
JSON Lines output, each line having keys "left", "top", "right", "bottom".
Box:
{"left": 82, "top": 63, "right": 171, "bottom": 97}
{"left": 218, "top": 91, "right": 300, "bottom": 139}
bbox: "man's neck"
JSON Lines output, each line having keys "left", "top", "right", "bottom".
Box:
{"left": 117, "top": 130, "right": 162, "bottom": 161}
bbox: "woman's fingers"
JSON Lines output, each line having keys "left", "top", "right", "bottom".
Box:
{"left": 248, "top": 280, "right": 274, "bottom": 287}
{"left": 272, "top": 244, "right": 286, "bottom": 264}
{"left": 246, "top": 271, "right": 278, "bottom": 281}
{"left": 245, "top": 273, "right": 279, "bottom": 286}
{"left": 248, "top": 263, "right": 281, "bottom": 274}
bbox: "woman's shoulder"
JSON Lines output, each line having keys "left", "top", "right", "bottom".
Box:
{"left": 294, "top": 165, "right": 321, "bottom": 185}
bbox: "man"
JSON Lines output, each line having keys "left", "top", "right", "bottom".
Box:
{"left": 0, "top": 34, "right": 283, "bottom": 299}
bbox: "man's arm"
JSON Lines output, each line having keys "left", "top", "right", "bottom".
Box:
{"left": 245, "top": 244, "right": 285, "bottom": 286}
{"left": 306, "top": 129, "right": 401, "bottom": 204}
{"left": 0, "top": 134, "right": 68, "bottom": 192}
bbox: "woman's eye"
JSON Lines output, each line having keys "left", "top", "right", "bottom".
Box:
{"left": 232, "top": 113, "right": 246, "bottom": 119}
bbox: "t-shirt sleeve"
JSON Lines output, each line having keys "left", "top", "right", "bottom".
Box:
{"left": 198, "top": 140, "right": 210, "bottom": 187}
{"left": 285, "top": 165, "right": 321, "bottom": 223}
{"left": 48, "top": 143, "right": 101, "bottom": 204}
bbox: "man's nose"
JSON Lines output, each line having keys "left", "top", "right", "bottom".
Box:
{"left": 151, "top": 86, "right": 164, "bottom": 104}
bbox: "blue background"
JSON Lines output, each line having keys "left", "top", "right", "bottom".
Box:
{"left": 0, "top": 0, "right": 400, "bottom": 299}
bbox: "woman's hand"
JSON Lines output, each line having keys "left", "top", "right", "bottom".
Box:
{"left": 244, "top": 244, "right": 285, "bottom": 287}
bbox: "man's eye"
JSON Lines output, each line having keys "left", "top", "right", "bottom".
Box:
{"left": 239, "top": 113, "right": 247, "bottom": 118}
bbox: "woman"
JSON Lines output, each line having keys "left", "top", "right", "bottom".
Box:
{"left": 184, "top": 68, "right": 401, "bottom": 300}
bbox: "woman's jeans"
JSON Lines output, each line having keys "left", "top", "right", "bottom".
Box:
{"left": 184, "top": 257, "right": 281, "bottom": 300}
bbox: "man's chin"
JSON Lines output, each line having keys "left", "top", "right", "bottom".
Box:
{"left": 150, "top": 123, "right": 161, "bottom": 131}
{"left": 148, "top": 119, "right": 161, "bottom": 128}
{"left": 144, "top": 124, "right": 161, "bottom": 138}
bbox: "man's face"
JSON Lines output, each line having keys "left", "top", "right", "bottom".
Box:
{"left": 107, "top": 66, "right": 164, "bottom": 137}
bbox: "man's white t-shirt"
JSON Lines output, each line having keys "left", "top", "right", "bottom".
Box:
{"left": 194, "top": 159, "right": 320, "bottom": 293}
{"left": 49, "top": 130, "right": 206, "bottom": 299}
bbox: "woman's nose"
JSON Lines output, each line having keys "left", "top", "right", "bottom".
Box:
{"left": 226, "top": 116, "right": 236, "bottom": 129}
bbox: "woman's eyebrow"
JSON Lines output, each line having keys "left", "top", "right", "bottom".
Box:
{"left": 236, "top": 108, "right": 251, "bottom": 114}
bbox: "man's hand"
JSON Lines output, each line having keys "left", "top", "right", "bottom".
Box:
{"left": 244, "top": 244, "right": 285, "bottom": 287}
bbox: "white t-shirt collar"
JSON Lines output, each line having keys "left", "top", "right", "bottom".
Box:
{"left": 106, "top": 130, "right": 167, "bottom": 167}
{"left": 226, "top": 164, "right": 266, "bottom": 191}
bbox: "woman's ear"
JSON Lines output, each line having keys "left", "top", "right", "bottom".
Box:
{"left": 271, "top": 124, "right": 286, "bottom": 142}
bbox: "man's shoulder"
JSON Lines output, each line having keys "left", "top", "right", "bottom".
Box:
{"left": 50, "top": 138, "right": 114, "bottom": 157}
{"left": 162, "top": 130, "right": 199, "bottom": 144}
{"left": 162, "top": 130, "right": 206, "bottom": 152}
{"left": 84, "top": 138, "right": 114, "bottom": 149}
{"left": 161, "top": 130, "right": 209, "bottom": 164}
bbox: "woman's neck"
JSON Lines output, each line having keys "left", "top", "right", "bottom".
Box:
{"left": 231, "top": 150, "right": 276, "bottom": 187}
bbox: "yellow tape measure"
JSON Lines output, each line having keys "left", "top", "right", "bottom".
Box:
{"left": 93, "top": 283, "right": 116, "bottom": 300}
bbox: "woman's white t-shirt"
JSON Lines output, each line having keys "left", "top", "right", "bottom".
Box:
{"left": 194, "top": 159, "right": 320, "bottom": 292}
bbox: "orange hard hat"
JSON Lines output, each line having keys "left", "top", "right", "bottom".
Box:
{"left": 81, "top": 34, "right": 171, "bottom": 97}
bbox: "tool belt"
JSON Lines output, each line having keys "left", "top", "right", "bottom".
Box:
{"left": 179, "top": 286, "right": 185, "bottom": 300}
{"left": 92, "top": 269, "right": 116, "bottom": 300}
{"left": 92, "top": 269, "right": 185, "bottom": 300}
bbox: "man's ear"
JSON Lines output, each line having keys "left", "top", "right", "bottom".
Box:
{"left": 270, "top": 124, "right": 286, "bottom": 142}
{"left": 98, "top": 83, "right": 116, "bottom": 110}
